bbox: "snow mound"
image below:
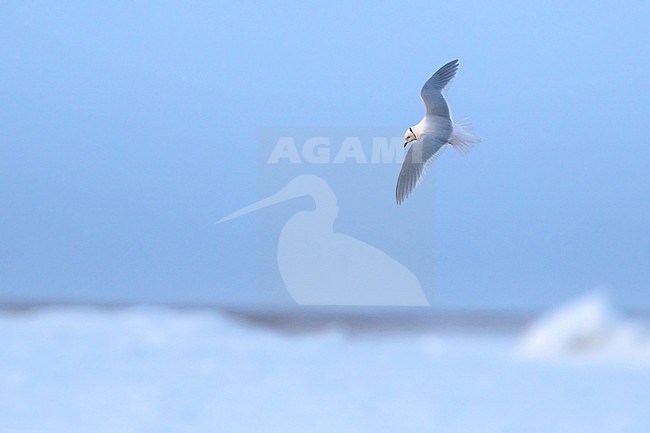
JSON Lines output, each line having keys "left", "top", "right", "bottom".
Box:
{"left": 519, "top": 292, "right": 650, "bottom": 362}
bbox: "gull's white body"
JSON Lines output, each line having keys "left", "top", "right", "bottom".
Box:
{"left": 396, "top": 59, "right": 480, "bottom": 204}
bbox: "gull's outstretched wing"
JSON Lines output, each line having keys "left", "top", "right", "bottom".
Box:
{"left": 420, "top": 59, "right": 458, "bottom": 119}
{"left": 396, "top": 134, "right": 447, "bottom": 204}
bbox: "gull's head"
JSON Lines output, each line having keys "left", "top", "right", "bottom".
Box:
{"left": 403, "top": 127, "right": 417, "bottom": 147}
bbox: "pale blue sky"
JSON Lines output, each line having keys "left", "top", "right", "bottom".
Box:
{"left": 1, "top": 1, "right": 649, "bottom": 309}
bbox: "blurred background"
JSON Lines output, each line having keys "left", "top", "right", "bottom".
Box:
{"left": 1, "top": 1, "right": 649, "bottom": 432}
{"left": 2, "top": 0, "right": 650, "bottom": 310}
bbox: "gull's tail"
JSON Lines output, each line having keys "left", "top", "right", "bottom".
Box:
{"left": 450, "top": 118, "right": 481, "bottom": 155}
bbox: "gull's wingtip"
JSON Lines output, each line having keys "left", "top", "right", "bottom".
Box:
{"left": 443, "top": 58, "right": 459, "bottom": 69}
{"left": 395, "top": 181, "right": 409, "bottom": 205}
